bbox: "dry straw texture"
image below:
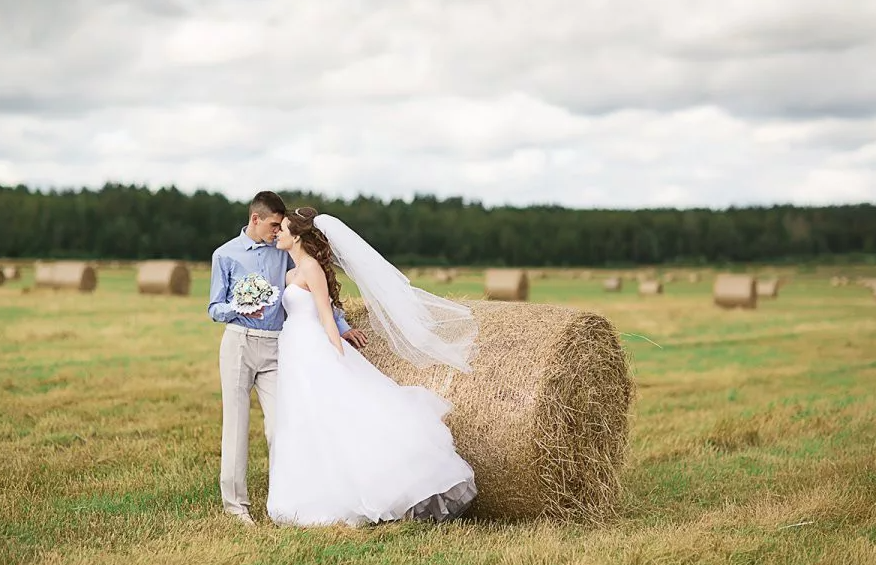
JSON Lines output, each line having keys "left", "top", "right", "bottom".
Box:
{"left": 638, "top": 280, "right": 664, "bottom": 295}
{"left": 347, "top": 299, "right": 633, "bottom": 522}
{"left": 0, "top": 269, "right": 5, "bottom": 286}
{"left": 484, "top": 269, "right": 530, "bottom": 301}
{"left": 603, "top": 277, "right": 622, "bottom": 292}
{"left": 756, "top": 279, "right": 780, "bottom": 299}
{"left": 688, "top": 272, "right": 702, "bottom": 283}
{"left": 713, "top": 274, "right": 757, "bottom": 309}
{"left": 2, "top": 265, "right": 20, "bottom": 280}
{"left": 33, "top": 261, "right": 97, "bottom": 292}
{"left": 136, "top": 261, "right": 191, "bottom": 295}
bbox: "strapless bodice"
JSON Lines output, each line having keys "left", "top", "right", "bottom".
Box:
{"left": 281, "top": 284, "right": 319, "bottom": 322}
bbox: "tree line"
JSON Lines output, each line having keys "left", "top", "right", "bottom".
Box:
{"left": 2, "top": 183, "right": 874, "bottom": 266}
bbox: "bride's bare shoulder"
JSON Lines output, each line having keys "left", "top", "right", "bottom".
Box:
{"left": 300, "top": 257, "right": 324, "bottom": 276}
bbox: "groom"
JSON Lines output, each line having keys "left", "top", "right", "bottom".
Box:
{"left": 208, "top": 191, "right": 368, "bottom": 525}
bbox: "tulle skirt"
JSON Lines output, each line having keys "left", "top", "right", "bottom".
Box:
{"left": 266, "top": 313, "right": 477, "bottom": 526}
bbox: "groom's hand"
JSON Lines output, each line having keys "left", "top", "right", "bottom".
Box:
{"left": 342, "top": 328, "right": 368, "bottom": 349}
{"left": 242, "top": 306, "right": 265, "bottom": 319}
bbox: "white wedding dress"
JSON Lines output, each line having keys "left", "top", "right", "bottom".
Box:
{"left": 266, "top": 284, "right": 477, "bottom": 526}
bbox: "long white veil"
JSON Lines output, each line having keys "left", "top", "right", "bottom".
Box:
{"left": 313, "top": 214, "right": 478, "bottom": 373}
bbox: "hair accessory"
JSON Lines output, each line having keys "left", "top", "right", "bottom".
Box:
{"left": 294, "top": 208, "right": 306, "bottom": 218}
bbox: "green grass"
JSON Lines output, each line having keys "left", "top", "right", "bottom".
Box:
{"left": 1, "top": 266, "right": 875, "bottom": 564}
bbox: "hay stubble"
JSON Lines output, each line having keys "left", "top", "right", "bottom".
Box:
{"left": 2, "top": 267, "right": 875, "bottom": 564}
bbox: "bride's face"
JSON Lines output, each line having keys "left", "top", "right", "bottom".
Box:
{"left": 276, "top": 218, "right": 298, "bottom": 250}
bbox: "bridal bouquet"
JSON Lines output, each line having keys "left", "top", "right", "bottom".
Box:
{"left": 231, "top": 273, "right": 280, "bottom": 315}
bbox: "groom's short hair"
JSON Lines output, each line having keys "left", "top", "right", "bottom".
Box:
{"left": 250, "top": 191, "right": 286, "bottom": 218}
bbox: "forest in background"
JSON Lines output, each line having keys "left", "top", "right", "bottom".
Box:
{"left": 2, "top": 183, "right": 874, "bottom": 267}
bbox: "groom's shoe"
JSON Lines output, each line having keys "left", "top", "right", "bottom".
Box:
{"left": 230, "top": 512, "right": 256, "bottom": 527}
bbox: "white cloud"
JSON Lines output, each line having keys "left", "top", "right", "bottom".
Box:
{"left": 0, "top": 0, "right": 874, "bottom": 208}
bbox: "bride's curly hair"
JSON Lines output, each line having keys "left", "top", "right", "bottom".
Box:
{"left": 287, "top": 207, "right": 343, "bottom": 310}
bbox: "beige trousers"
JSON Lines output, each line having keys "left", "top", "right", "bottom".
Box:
{"left": 218, "top": 327, "right": 279, "bottom": 516}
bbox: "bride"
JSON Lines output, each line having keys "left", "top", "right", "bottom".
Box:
{"left": 266, "top": 206, "right": 478, "bottom": 526}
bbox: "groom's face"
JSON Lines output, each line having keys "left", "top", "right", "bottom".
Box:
{"left": 254, "top": 212, "right": 284, "bottom": 243}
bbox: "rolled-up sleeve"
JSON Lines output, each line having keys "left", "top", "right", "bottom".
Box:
{"left": 208, "top": 252, "right": 238, "bottom": 323}
{"left": 334, "top": 307, "right": 351, "bottom": 335}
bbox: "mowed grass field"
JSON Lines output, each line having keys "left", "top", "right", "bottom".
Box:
{"left": 2, "top": 266, "right": 875, "bottom": 564}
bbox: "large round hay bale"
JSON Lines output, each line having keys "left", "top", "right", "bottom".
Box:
{"left": 347, "top": 300, "right": 633, "bottom": 521}
{"left": 34, "top": 261, "right": 97, "bottom": 292}
{"left": 638, "top": 280, "right": 663, "bottom": 295}
{"left": 603, "top": 277, "right": 622, "bottom": 292}
{"left": 2, "top": 266, "right": 20, "bottom": 280}
{"left": 484, "top": 269, "right": 529, "bottom": 301}
{"left": 756, "top": 279, "right": 779, "bottom": 299}
{"left": 713, "top": 274, "right": 756, "bottom": 309}
{"left": 137, "top": 261, "right": 191, "bottom": 295}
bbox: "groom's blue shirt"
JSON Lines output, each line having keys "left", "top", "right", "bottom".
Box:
{"left": 208, "top": 227, "right": 351, "bottom": 334}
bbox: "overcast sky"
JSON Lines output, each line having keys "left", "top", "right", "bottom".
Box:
{"left": 1, "top": 0, "right": 875, "bottom": 209}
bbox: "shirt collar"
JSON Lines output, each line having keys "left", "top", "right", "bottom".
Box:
{"left": 239, "top": 227, "right": 267, "bottom": 250}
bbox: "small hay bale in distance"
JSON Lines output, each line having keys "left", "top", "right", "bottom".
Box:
{"left": 662, "top": 273, "right": 675, "bottom": 283}
{"left": 0, "top": 269, "right": 5, "bottom": 286}
{"left": 756, "top": 278, "right": 779, "bottom": 299}
{"left": 638, "top": 280, "right": 663, "bottom": 295}
{"left": 433, "top": 269, "right": 454, "bottom": 284}
{"left": 688, "top": 272, "right": 701, "bottom": 283}
{"left": 484, "top": 269, "right": 529, "bottom": 301}
{"left": 34, "top": 261, "right": 98, "bottom": 292}
{"left": 603, "top": 277, "right": 622, "bottom": 292}
{"left": 713, "top": 274, "right": 756, "bottom": 309}
{"left": 137, "top": 260, "right": 191, "bottom": 295}
{"left": 2, "top": 265, "right": 20, "bottom": 280}
{"left": 34, "top": 262, "right": 53, "bottom": 288}
{"left": 528, "top": 269, "right": 547, "bottom": 280}
{"left": 347, "top": 299, "right": 633, "bottom": 521}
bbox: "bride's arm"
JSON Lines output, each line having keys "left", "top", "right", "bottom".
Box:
{"left": 302, "top": 259, "right": 345, "bottom": 356}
